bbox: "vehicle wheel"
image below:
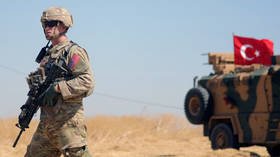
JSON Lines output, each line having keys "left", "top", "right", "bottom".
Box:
{"left": 210, "top": 123, "right": 238, "bottom": 149}
{"left": 266, "top": 145, "right": 280, "bottom": 157}
{"left": 184, "top": 87, "right": 210, "bottom": 124}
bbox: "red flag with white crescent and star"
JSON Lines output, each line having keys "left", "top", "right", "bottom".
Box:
{"left": 234, "top": 35, "right": 274, "bottom": 65}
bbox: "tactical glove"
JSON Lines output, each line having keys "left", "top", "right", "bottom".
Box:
{"left": 39, "top": 83, "right": 59, "bottom": 107}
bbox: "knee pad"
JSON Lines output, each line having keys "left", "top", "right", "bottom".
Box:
{"left": 63, "top": 146, "right": 91, "bottom": 157}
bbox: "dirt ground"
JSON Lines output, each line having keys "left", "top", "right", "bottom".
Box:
{"left": 0, "top": 114, "right": 270, "bottom": 157}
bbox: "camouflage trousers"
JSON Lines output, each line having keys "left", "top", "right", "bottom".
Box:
{"left": 24, "top": 118, "right": 92, "bottom": 157}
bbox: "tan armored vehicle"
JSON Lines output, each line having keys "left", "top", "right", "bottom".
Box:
{"left": 184, "top": 53, "right": 280, "bottom": 156}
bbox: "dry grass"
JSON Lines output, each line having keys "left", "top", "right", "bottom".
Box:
{"left": 0, "top": 114, "right": 270, "bottom": 157}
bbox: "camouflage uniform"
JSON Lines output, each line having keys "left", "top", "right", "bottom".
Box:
{"left": 24, "top": 7, "right": 94, "bottom": 157}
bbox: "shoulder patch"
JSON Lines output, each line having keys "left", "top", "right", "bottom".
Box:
{"left": 69, "top": 54, "right": 81, "bottom": 70}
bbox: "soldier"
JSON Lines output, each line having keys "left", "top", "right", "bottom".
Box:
{"left": 24, "top": 7, "right": 94, "bottom": 157}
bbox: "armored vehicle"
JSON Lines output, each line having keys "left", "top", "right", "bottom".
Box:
{"left": 184, "top": 53, "right": 280, "bottom": 156}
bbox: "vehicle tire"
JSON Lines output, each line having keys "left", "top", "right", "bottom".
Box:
{"left": 266, "top": 145, "right": 280, "bottom": 157}
{"left": 184, "top": 87, "right": 210, "bottom": 124}
{"left": 210, "top": 123, "right": 238, "bottom": 150}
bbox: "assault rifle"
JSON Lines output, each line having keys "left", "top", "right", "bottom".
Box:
{"left": 13, "top": 59, "right": 69, "bottom": 147}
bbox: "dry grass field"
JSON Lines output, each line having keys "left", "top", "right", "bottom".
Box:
{"left": 0, "top": 114, "right": 270, "bottom": 157}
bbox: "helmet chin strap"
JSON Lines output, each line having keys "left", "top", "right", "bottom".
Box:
{"left": 44, "top": 29, "right": 67, "bottom": 41}
{"left": 44, "top": 23, "right": 69, "bottom": 41}
{"left": 58, "top": 30, "right": 67, "bottom": 37}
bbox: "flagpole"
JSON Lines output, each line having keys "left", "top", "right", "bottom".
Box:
{"left": 232, "top": 32, "right": 235, "bottom": 65}
{"left": 232, "top": 32, "right": 235, "bottom": 46}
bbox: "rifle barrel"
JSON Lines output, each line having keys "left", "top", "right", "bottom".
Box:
{"left": 13, "top": 129, "right": 24, "bottom": 148}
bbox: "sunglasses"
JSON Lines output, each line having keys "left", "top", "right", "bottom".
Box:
{"left": 43, "top": 20, "right": 60, "bottom": 28}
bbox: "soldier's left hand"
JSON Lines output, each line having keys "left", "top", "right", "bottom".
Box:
{"left": 40, "top": 83, "right": 59, "bottom": 107}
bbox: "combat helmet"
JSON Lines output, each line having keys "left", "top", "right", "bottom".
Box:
{"left": 41, "top": 7, "right": 73, "bottom": 28}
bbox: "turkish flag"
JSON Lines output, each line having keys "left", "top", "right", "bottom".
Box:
{"left": 234, "top": 35, "right": 274, "bottom": 65}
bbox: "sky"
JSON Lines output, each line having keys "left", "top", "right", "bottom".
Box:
{"left": 1, "top": 1, "right": 280, "bottom": 117}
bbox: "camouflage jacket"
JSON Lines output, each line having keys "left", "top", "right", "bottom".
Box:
{"left": 39, "top": 40, "right": 95, "bottom": 122}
